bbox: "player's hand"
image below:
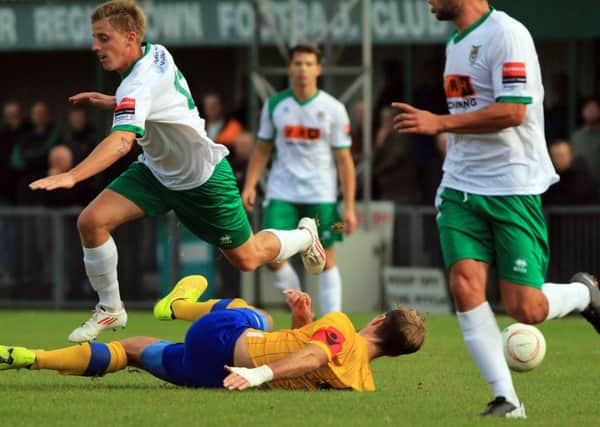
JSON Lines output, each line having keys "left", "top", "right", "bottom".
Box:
{"left": 392, "top": 102, "right": 443, "bottom": 135}
{"left": 69, "top": 92, "right": 116, "bottom": 110}
{"left": 283, "top": 289, "right": 314, "bottom": 325}
{"left": 223, "top": 365, "right": 273, "bottom": 390}
{"left": 241, "top": 187, "right": 256, "bottom": 212}
{"left": 343, "top": 208, "right": 357, "bottom": 236}
{"left": 29, "top": 172, "right": 76, "bottom": 191}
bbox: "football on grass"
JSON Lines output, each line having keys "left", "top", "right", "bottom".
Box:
{"left": 502, "top": 323, "right": 546, "bottom": 372}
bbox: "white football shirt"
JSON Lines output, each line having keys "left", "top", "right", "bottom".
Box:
{"left": 257, "top": 89, "right": 351, "bottom": 203}
{"left": 441, "top": 9, "right": 558, "bottom": 195}
{"left": 112, "top": 43, "right": 228, "bottom": 190}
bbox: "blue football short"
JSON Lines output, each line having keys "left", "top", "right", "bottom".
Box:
{"left": 140, "top": 306, "right": 268, "bottom": 388}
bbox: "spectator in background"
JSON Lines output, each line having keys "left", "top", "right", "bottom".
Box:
{"left": 373, "top": 107, "right": 419, "bottom": 267}
{"left": 350, "top": 100, "right": 364, "bottom": 164}
{"left": 373, "top": 58, "right": 404, "bottom": 131}
{"left": 11, "top": 101, "right": 61, "bottom": 205}
{"left": 229, "top": 131, "right": 254, "bottom": 192}
{"left": 43, "top": 145, "right": 95, "bottom": 208}
{"left": 202, "top": 93, "right": 244, "bottom": 147}
{"left": 545, "top": 72, "right": 570, "bottom": 142}
{"left": 413, "top": 59, "right": 448, "bottom": 204}
{"left": 571, "top": 98, "right": 600, "bottom": 185}
{"left": 373, "top": 107, "right": 420, "bottom": 204}
{"left": 543, "top": 139, "right": 598, "bottom": 205}
{"left": 63, "top": 106, "right": 97, "bottom": 163}
{"left": 0, "top": 101, "right": 30, "bottom": 205}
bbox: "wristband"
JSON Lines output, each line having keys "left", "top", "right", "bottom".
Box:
{"left": 229, "top": 365, "right": 274, "bottom": 387}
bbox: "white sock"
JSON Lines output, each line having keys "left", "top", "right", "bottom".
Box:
{"left": 457, "top": 302, "right": 519, "bottom": 407}
{"left": 319, "top": 266, "right": 342, "bottom": 314}
{"left": 272, "top": 262, "right": 301, "bottom": 291}
{"left": 265, "top": 229, "right": 312, "bottom": 262}
{"left": 542, "top": 282, "right": 590, "bottom": 320}
{"left": 83, "top": 236, "right": 121, "bottom": 311}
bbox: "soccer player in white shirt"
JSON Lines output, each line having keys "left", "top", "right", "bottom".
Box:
{"left": 29, "top": 0, "right": 326, "bottom": 343}
{"left": 393, "top": 0, "right": 600, "bottom": 418}
{"left": 242, "top": 44, "right": 357, "bottom": 314}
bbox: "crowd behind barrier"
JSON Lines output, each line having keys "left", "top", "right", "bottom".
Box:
{"left": 1, "top": 85, "right": 600, "bottom": 306}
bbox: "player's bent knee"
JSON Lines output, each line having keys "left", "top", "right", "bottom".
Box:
{"left": 77, "top": 208, "right": 104, "bottom": 235}
{"left": 506, "top": 303, "right": 545, "bottom": 325}
{"left": 230, "top": 257, "right": 260, "bottom": 272}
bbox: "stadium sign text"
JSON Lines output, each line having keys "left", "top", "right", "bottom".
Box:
{"left": 0, "top": 0, "right": 451, "bottom": 51}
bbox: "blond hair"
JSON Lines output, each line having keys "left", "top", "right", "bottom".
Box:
{"left": 92, "top": 0, "right": 146, "bottom": 42}
{"left": 375, "top": 306, "right": 426, "bottom": 357}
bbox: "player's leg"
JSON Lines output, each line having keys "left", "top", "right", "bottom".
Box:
{"left": 301, "top": 202, "right": 345, "bottom": 314}
{"left": 492, "top": 194, "right": 597, "bottom": 327}
{"left": 0, "top": 339, "right": 139, "bottom": 376}
{"left": 71, "top": 162, "right": 169, "bottom": 343}
{"left": 262, "top": 199, "right": 301, "bottom": 291}
{"left": 437, "top": 188, "right": 523, "bottom": 418}
{"left": 171, "top": 160, "right": 323, "bottom": 274}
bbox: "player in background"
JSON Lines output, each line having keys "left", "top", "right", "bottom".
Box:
{"left": 242, "top": 44, "right": 357, "bottom": 314}
{"left": 0, "top": 275, "right": 426, "bottom": 391}
{"left": 392, "top": 0, "right": 600, "bottom": 418}
{"left": 28, "top": 0, "right": 325, "bottom": 343}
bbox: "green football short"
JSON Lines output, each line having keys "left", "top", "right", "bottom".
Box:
{"left": 262, "top": 199, "right": 343, "bottom": 248}
{"left": 436, "top": 188, "right": 549, "bottom": 288}
{"left": 108, "top": 160, "right": 251, "bottom": 249}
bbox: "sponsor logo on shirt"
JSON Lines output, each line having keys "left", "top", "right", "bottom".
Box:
{"left": 444, "top": 74, "right": 477, "bottom": 110}
{"left": 502, "top": 62, "right": 527, "bottom": 85}
{"left": 284, "top": 125, "right": 321, "bottom": 141}
{"left": 114, "top": 97, "right": 136, "bottom": 123}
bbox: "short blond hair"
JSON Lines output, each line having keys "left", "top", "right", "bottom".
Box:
{"left": 375, "top": 306, "right": 426, "bottom": 357}
{"left": 92, "top": 0, "right": 146, "bottom": 42}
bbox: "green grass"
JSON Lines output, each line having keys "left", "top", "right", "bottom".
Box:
{"left": 0, "top": 310, "right": 598, "bottom": 427}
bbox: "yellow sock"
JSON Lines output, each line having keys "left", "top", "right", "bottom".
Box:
{"left": 172, "top": 298, "right": 255, "bottom": 321}
{"left": 33, "top": 341, "right": 127, "bottom": 376}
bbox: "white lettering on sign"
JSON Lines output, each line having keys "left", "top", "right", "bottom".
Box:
{"left": 145, "top": 2, "right": 203, "bottom": 41}
{"left": 373, "top": 0, "right": 448, "bottom": 40}
{"left": 33, "top": 5, "right": 94, "bottom": 44}
{"left": 0, "top": 8, "right": 17, "bottom": 46}
{"left": 218, "top": 1, "right": 254, "bottom": 40}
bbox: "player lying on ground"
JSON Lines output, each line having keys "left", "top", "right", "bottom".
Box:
{"left": 0, "top": 276, "right": 425, "bottom": 390}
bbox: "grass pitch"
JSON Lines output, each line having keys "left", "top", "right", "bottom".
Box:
{"left": 0, "top": 310, "right": 598, "bottom": 427}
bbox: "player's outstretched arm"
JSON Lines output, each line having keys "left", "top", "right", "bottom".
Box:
{"left": 241, "top": 140, "right": 273, "bottom": 212}
{"left": 392, "top": 102, "right": 525, "bottom": 135}
{"left": 283, "top": 289, "right": 314, "bottom": 329}
{"left": 29, "top": 130, "right": 136, "bottom": 191}
{"left": 223, "top": 343, "right": 328, "bottom": 391}
{"left": 334, "top": 149, "right": 357, "bottom": 236}
{"left": 69, "top": 92, "right": 117, "bottom": 110}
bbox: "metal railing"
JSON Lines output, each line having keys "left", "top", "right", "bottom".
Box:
{"left": 1, "top": 205, "right": 600, "bottom": 308}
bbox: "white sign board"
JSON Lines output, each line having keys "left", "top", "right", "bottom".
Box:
{"left": 383, "top": 267, "right": 452, "bottom": 314}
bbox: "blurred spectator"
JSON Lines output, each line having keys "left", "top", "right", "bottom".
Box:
{"left": 571, "top": 98, "right": 600, "bottom": 184}
{"left": 413, "top": 59, "right": 448, "bottom": 204}
{"left": 202, "top": 93, "right": 244, "bottom": 147}
{"left": 350, "top": 100, "right": 364, "bottom": 163}
{"left": 229, "top": 131, "right": 254, "bottom": 192}
{"left": 11, "top": 101, "right": 61, "bottom": 205}
{"left": 543, "top": 139, "right": 598, "bottom": 205}
{"left": 43, "top": 145, "right": 94, "bottom": 207}
{"left": 373, "top": 107, "right": 420, "bottom": 204}
{"left": 0, "top": 101, "right": 30, "bottom": 204}
{"left": 63, "top": 106, "right": 97, "bottom": 163}
{"left": 374, "top": 58, "right": 404, "bottom": 131}
{"left": 545, "top": 72, "right": 569, "bottom": 141}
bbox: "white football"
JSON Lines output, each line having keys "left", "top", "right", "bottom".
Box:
{"left": 502, "top": 323, "right": 546, "bottom": 372}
